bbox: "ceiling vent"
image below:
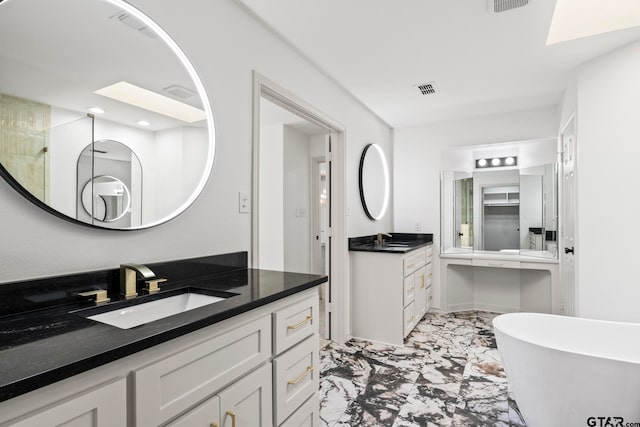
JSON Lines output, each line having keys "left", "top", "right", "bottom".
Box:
{"left": 110, "top": 11, "right": 156, "bottom": 39}
{"left": 164, "top": 85, "right": 197, "bottom": 100}
{"left": 416, "top": 82, "right": 438, "bottom": 95}
{"left": 489, "top": 0, "right": 529, "bottom": 13}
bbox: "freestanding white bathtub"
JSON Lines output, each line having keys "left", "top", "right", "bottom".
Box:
{"left": 493, "top": 313, "right": 640, "bottom": 427}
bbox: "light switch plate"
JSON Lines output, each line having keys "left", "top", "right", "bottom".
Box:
{"left": 239, "top": 192, "right": 250, "bottom": 213}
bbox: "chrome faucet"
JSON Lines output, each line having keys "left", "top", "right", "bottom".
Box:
{"left": 120, "top": 263, "right": 163, "bottom": 299}
{"left": 376, "top": 232, "right": 393, "bottom": 246}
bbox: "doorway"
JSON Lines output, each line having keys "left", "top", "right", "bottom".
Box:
{"left": 252, "top": 72, "right": 346, "bottom": 344}
{"left": 560, "top": 116, "right": 577, "bottom": 316}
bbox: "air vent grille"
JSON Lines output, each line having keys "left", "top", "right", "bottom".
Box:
{"left": 164, "top": 85, "right": 196, "bottom": 99}
{"left": 491, "top": 0, "right": 529, "bottom": 13}
{"left": 110, "top": 11, "right": 156, "bottom": 39}
{"left": 417, "top": 82, "right": 437, "bottom": 95}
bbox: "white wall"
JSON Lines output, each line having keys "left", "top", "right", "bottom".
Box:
{"left": 394, "top": 106, "right": 558, "bottom": 309}
{"left": 283, "top": 126, "right": 311, "bottom": 273}
{"left": 574, "top": 39, "right": 640, "bottom": 322}
{"left": 0, "top": 0, "right": 391, "bottom": 283}
{"left": 258, "top": 124, "right": 284, "bottom": 271}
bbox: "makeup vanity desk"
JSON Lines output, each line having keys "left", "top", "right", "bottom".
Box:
{"left": 440, "top": 250, "right": 560, "bottom": 315}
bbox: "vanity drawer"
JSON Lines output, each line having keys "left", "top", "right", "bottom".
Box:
{"left": 403, "top": 274, "right": 415, "bottom": 306}
{"left": 280, "top": 393, "right": 320, "bottom": 427}
{"left": 413, "top": 249, "right": 426, "bottom": 268}
{"left": 3, "top": 378, "right": 126, "bottom": 427}
{"left": 403, "top": 254, "right": 416, "bottom": 276}
{"left": 472, "top": 258, "right": 521, "bottom": 269}
{"left": 274, "top": 295, "right": 319, "bottom": 355}
{"left": 166, "top": 395, "right": 220, "bottom": 427}
{"left": 273, "top": 335, "right": 319, "bottom": 426}
{"left": 134, "top": 315, "right": 271, "bottom": 426}
{"left": 403, "top": 302, "right": 415, "bottom": 337}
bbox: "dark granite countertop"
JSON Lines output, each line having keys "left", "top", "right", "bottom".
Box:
{"left": 349, "top": 233, "right": 433, "bottom": 253}
{"left": 0, "top": 252, "right": 326, "bottom": 403}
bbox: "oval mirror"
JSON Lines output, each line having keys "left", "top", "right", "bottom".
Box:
{"left": 81, "top": 176, "right": 131, "bottom": 223}
{"left": 358, "top": 143, "right": 390, "bottom": 221}
{"left": 0, "top": 0, "right": 215, "bottom": 230}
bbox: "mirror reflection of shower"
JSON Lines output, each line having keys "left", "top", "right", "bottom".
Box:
{"left": 77, "top": 140, "right": 142, "bottom": 228}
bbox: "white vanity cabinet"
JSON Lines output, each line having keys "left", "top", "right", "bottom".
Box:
{"left": 351, "top": 244, "right": 433, "bottom": 346}
{"left": 134, "top": 315, "right": 272, "bottom": 425}
{"left": 168, "top": 363, "right": 272, "bottom": 427}
{"left": 135, "top": 291, "right": 319, "bottom": 427}
{"left": 0, "top": 378, "right": 126, "bottom": 427}
{"left": 0, "top": 289, "right": 320, "bottom": 427}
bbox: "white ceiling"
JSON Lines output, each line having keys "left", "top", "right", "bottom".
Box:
{"left": 237, "top": 0, "right": 640, "bottom": 128}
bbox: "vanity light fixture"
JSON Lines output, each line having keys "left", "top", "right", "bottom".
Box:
{"left": 475, "top": 156, "right": 518, "bottom": 169}
{"left": 88, "top": 107, "right": 105, "bottom": 114}
{"left": 137, "top": 120, "right": 150, "bottom": 127}
{"left": 95, "top": 81, "right": 207, "bottom": 123}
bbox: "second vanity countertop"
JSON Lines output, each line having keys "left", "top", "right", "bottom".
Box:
{"left": 0, "top": 253, "right": 326, "bottom": 403}
{"left": 348, "top": 232, "right": 433, "bottom": 253}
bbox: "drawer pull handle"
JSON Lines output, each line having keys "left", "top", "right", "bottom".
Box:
{"left": 288, "top": 366, "right": 314, "bottom": 385}
{"left": 421, "top": 276, "right": 425, "bottom": 288}
{"left": 226, "top": 411, "right": 236, "bottom": 427}
{"left": 287, "top": 315, "right": 313, "bottom": 330}
{"left": 210, "top": 422, "right": 219, "bottom": 427}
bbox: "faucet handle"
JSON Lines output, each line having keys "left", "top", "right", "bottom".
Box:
{"left": 78, "top": 289, "right": 110, "bottom": 305}
{"left": 144, "top": 278, "right": 167, "bottom": 295}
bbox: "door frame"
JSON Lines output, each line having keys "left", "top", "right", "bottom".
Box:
{"left": 251, "top": 71, "right": 349, "bottom": 344}
{"left": 559, "top": 114, "right": 578, "bottom": 316}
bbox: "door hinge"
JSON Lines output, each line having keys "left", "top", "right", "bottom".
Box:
{"left": 326, "top": 227, "right": 333, "bottom": 238}
{"left": 326, "top": 152, "right": 333, "bottom": 162}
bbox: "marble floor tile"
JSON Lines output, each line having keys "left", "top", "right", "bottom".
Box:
{"left": 320, "top": 310, "right": 526, "bottom": 426}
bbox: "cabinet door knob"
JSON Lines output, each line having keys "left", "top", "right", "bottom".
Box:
{"left": 226, "top": 411, "right": 237, "bottom": 427}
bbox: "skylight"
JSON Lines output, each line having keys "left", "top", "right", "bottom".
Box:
{"left": 94, "top": 81, "right": 206, "bottom": 123}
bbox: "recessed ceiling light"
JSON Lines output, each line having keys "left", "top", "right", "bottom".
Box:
{"left": 547, "top": 0, "right": 640, "bottom": 45}
{"left": 505, "top": 157, "right": 515, "bottom": 165}
{"left": 478, "top": 159, "right": 487, "bottom": 167}
{"left": 491, "top": 158, "right": 501, "bottom": 166}
{"left": 137, "top": 120, "right": 150, "bottom": 127}
{"left": 88, "top": 107, "right": 105, "bottom": 114}
{"left": 94, "top": 81, "right": 206, "bottom": 123}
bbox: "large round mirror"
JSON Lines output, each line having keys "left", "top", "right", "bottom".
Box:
{"left": 358, "top": 143, "right": 390, "bottom": 221}
{"left": 0, "top": 0, "right": 215, "bottom": 229}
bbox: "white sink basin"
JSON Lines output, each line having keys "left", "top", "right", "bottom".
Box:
{"left": 87, "top": 292, "right": 226, "bottom": 329}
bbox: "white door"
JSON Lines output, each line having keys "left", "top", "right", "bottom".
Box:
{"left": 561, "top": 116, "right": 577, "bottom": 316}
